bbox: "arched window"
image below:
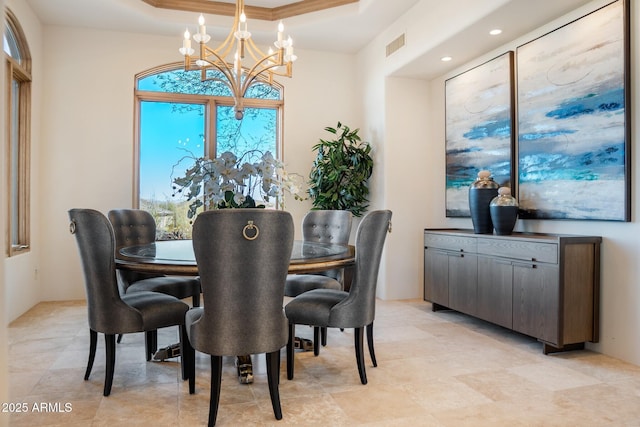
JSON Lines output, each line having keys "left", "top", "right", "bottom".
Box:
{"left": 134, "top": 64, "right": 283, "bottom": 238}
{"left": 4, "top": 8, "right": 32, "bottom": 256}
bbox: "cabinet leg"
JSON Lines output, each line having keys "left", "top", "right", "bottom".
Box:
{"left": 431, "top": 302, "right": 450, "bottom": 312}
{"left": 542, "top": 342, "right": 585, "bottom": 355}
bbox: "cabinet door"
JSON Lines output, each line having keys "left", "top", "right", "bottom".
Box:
{"left": 448, "top": 253, "right": 478, "bottom": 315}
{"left": 477, "top": 256, "right": 513, "bottom": 329}
{"left": 424, "top": 248, "right": 449, "bottom": 307}
{"left": 512, "top": 262, "right": 559, "bottom": 344}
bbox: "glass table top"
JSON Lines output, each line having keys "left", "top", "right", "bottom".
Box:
{"left": 118, "top": 239, "right": 350, "bottom": 265}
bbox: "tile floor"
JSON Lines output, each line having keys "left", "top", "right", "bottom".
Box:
{"left": 6, "top": 299, "right": 640, "bottom": 426}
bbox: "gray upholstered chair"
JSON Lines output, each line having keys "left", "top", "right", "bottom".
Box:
{"left": 183, "top": 209, "right": 294, "bottom": 426}
{"left": 108, "top": 209, "right": 201, "bottom": 308}
{"left": 285, "top": 210, "right": 392, "bottom": 385}
{"left": 68, "top": 208, "right": 193, "bottom": 396}
{"left": 284, "top": 209, "right": 352, "bottom": 296}
{"left": 284, "top": 210, "right": 352, "bottom": 349}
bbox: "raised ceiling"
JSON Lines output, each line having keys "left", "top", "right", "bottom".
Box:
{"left": 24, "top": 0, "right": 596, "bottom": 79}
{"left": 141, "top": 0, "right": 359, "bottom": 21}
{"left": 24, "top": 0, "right": 420, "bottom": 54}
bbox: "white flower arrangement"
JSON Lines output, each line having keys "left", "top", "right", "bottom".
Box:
{"left": 172, "top": 150, "right": 305, "bottom": 218}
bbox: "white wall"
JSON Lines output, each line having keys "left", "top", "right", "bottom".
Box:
{"left": 359, "top": 0, "right": 640, "bottom": 366}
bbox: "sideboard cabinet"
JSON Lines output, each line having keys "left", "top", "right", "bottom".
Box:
{"left": 424, "top": 229, "right": 601, "bottom": 354}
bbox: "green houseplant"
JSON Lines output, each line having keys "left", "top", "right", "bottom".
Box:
{"left": 308, "top": 122, "right": 373, "bottom": 217}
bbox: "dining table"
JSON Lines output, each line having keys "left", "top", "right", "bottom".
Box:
{"left": 116, "top": 239, "right": 355, "bottom": 276}
{"left": 115, "top": 239, "right": 355, "bottom": 383}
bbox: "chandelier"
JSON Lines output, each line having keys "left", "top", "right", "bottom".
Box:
{"left": 179, "top": 0, "right": 297, "bottom": 120}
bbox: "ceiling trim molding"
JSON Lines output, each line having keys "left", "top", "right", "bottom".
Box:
{"left": 141, "top": 0, "right": 359, "bottom": 21}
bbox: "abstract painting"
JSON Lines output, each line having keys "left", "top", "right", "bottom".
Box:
{"left": 517, "top": 0, "right": 629, "bottom": 221}
{"left": 445, "top": 52, "right": 514, "bottom": 217}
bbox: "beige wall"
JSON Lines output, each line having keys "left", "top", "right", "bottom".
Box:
{"left": 358, "top": 0, "right": 640, "bottom": 365}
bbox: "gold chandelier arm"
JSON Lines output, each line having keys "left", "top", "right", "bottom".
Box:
{"left": 244, "top": 38, "right": 292, "bottom": 78}
{"left": 197, "top": 46, "right": 242, "bottom": 96}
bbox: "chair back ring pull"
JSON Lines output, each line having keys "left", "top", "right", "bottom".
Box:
{"left": 243, "top": 220, "right": 259, "bottom": 241}
{"left": 69, "top": 220, "right": 77, "bottom": 234}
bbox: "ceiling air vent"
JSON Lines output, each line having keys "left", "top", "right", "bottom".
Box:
{"left": 386, "top": 33, "right": 405, "bottom": 57}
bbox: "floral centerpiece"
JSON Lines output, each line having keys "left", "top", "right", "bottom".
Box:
{"left": 172, "top": 150, "right": 305, "bottom": 219}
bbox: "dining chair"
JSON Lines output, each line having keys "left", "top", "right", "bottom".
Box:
{"left": 68, "top": 208, "right": 193, "bottom": 396}
{"left": 284, "top": 209, "right": 352, "bottom": 296}
{"left": 284, "top": 210, "right": 352, "bottom": 349}
{"left": 285, "top": 209, "right": 392, "bottom": 385}
{"left": 108, "top": 209, "right": 201, "bottom": 307}
{"left": 183, "top": 209, "right": 294, "bottom": 426}
{"left": 108, "top": 209, "right": 201, "bottom": 355}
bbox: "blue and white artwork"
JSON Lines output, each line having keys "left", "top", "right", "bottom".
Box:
{"left": 517, "top": 0, "right": 628, "bottom": 221}
{"left": 445, "top": 52, "right": 514, "bottom": 217}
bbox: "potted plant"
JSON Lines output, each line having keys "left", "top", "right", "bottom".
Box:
{"left": 308, "top": 122, "right": 373, "bottom": 217}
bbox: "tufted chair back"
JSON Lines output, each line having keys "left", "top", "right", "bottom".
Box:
{"left": 301, "top": 210, "right": 352, "bottom": 281}
{"left": 108, "top": 209, "right": 161, "bottom": 287}
{"left": 108, "top": 209, "right": 157, "bottom": 248}
{"left": 302, "top": 210, "right": 352, "bottom": 244}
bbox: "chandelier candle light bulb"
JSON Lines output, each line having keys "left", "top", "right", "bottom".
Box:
{"left": 277, "top": 21, "right": 284, "bottom": 46}
{"left": 198, "top": 14, "right": 206, "bottom": 37}
{"left": 179, "top": 29, "right": 194, "bottom": 56}
{"left": 194, "top": 14, "right": 210, "bottom": 43}
{"left": 240, "top": 12, "right": 247, "bottom": 33}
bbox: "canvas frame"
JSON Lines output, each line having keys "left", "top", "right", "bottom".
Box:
{"left": 444, "top": 51, "right": 515, "bottom": 217}
{"left": 516, "top": 0, "right": 630, "bottom": 221}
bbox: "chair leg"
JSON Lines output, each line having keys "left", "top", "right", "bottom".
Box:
{"left": 286, "top": 322, "right": 295, "bottom": 380}
{"left": 192, "top": 292, "right": 200, "bottom": 308}
{"left": 85, "top": 329, "right": 98, "bottom": 380}
{"left": 313, "top": 327, "right": 321, "bottom": 356}
{"left": 145, "top": 330, "right": 158, "bottom": 361}
{"left": 104, "top": 334, "right": 117, "bottom": 396}
{"left": 354, "top": 327, "right": 367, "bottom": 385}
{"left": 117, "top": 334, "right": 123, "bottom": 343}
{"left": 209, "top": 355, "right": 223, "bottom": 427}
{"left": 179, "top": 324, "right": 195, "bottom": 383}
{"left": 366, "top": 322, "right": 377, "bottom": 367}
{"left": 321, "top": 327, "right": 328, "bottom": 346}
{"left": 266, "top": 350, "right": 283, "bottom": 420}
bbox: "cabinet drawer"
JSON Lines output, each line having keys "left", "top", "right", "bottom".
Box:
{"left": 477, "top": 238, "right": 558, "bottom": 264}
{"left": 424, "top": 233, "right": 477, "bottom": 253}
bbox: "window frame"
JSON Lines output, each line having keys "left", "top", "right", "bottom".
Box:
{"left": 4, "top": 8, "right": 32, "bottom": 257}
{"left": 133, "top": 62, "right": 285, "bottom": 208}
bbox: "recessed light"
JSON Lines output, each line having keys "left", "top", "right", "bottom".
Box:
{"left": 441, "top": 56, "right": 452, "bottom": 62}
{"left": 489, "top": 29, "right": 502, "bottom": 35}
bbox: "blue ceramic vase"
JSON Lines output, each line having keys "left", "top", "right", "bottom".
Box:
{"left": 469, "top": 170, "right": 499, "bottom": 234}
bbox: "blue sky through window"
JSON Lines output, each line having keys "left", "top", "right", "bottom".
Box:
{"left": 140, "top": 101, "right": 205, "bottom": 202}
